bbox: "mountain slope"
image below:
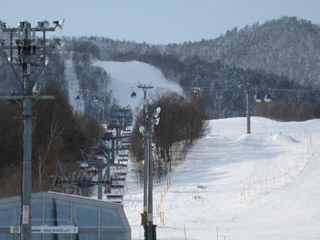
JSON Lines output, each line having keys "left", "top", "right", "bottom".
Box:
{"left": 65, "top": 59, "right": 183, "bottom": 115}
{"left": 91, "top": 60, "right": 183, "bottom": 108}
{"left": 123, "top": 117, "right": 320, "bottom": 240}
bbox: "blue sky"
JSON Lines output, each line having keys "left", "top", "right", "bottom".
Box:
{"left": 1, "top": 0, "right": 320, "bottom": 44}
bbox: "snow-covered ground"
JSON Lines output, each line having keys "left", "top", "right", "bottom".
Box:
{"left": 65, "top": 57, "right": 82, "bottom": 111}
{"left": 92, "top": 60, "right": 184, "bottom": 110}
{"left": 67, "top": 59, "right": 183, "bottom": 113}
{"left": 123, "top": 117, "right": 320, "bottom": 240}
{"left": 74, "top": 116, "right": 320, "bottom": 240}
{"left": 67, "top": 60, "right": 320, "bottom": 239}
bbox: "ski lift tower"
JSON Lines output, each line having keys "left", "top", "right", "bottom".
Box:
{"left": 238, "top": 84, "right": 271, "bottom": 134}
{"left": 0, "top": 19, "right": 65, "bottom": 240}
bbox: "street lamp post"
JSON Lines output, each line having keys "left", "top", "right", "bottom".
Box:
{"left": 0, "top": 19, "right": 64, "bottom": 240}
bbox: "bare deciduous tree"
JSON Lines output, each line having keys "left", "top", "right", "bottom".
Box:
{"left": 0, "top": 79, "right": 104, "bottom": 197}
{"left": 130, "top": 89, "right": 209, "bottom": 184}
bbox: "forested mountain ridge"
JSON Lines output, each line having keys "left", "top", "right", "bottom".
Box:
{"left": 170, "top": 16, "right": 320, "bottom": 88}
{"left": 1, "top": 16, "right": 320, "bottom": 119}
{"left": 70, "top": 16, "right": 320, "bottom": 88}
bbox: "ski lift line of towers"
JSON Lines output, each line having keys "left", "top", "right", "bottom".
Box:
{"left": 56, "top": 81, "right": 141, "bottom": 201}
{"left": 55, "top": 105, "right": 133, "bottom": 203}
{"left": 55, "top": 82, "right": 150, "bottom": 202}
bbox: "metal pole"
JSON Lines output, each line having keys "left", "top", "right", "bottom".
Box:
{"left": 21, "top": 98, "right": 32, "bottom": 238}
{"left": 218, "top": 95, "right": 223, "bottom": 119}
{"left": 218, "top": 99, "right": 221, "bottom": 119}
{"left": 98, "top": 169, "right": 102, "bottom": 199}
{"left": 21, "top": 22, "right": 32, "bottom": 240}
{"left": 84, "top": 94, "right": 87, "bottom": 115}
{"left": 102, "top": 98, "right": 105, "bottom": 124}
{"left": 137, "top": 82, "right": 153, "bottom": 238}
{"left": 246, "top": 91, "right": 251, "bottom": 134}
{"left": 111, "top": 138, "right": 115, "bottom": 164}
{"left": 80, "top": 89, "right": 91, "bottom": 115}
{"left": 80, "top": 186, "right": 87, "bottom": 196}
{"left": 116, "top": 126, "right": 119, "bottom": 156}
{"left": 143, "top": 128, "right": 149, "bottom": 226}
{"left": 147, "top": 104, "right": 153, "bottom": 240}
{"left": 217, "top": 226, "right": 218, "bottom": 240}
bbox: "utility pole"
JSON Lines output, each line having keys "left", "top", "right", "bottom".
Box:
{"left": 0, "top": 19, "right": 64, "bottom": 240}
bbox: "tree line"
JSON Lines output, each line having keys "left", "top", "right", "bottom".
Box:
{"left": 254, "top": 100, "right": 320, "bottom": 121}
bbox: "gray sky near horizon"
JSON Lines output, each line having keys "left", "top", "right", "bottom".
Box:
{"left": 1, "top": 0, "right": 320, "bottom": 44}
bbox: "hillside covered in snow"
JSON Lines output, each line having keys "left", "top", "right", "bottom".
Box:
{"left": 85, "top": 60, "right": 320, "bottom": 240}
{"left": 123, "top": 117, "right": 320, "bottom": 240}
